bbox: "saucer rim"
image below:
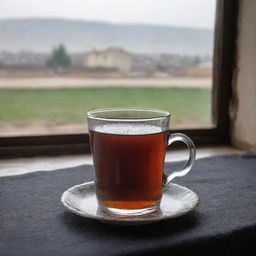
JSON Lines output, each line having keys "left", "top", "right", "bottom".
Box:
{"left": 61, "top": 181, "right": 200, "bottom": 224}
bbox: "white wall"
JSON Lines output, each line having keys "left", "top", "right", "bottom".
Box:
{"left": 231, "top": 0, "right": 256, "bottom": 151}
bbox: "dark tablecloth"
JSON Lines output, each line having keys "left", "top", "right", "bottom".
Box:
{"left": 1, "top": 154, "right": 256, "bottom": 256}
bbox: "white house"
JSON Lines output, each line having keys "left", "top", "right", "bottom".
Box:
{"left": 85, "top": 48, "right": 132, "bottom": 72}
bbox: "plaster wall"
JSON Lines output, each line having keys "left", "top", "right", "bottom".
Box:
{"left": 231, "top": 0, "right": 256, "bottom": 151}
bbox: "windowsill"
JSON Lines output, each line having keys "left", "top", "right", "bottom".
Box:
{"left": 0, "top": 146, "right": 242, "bottom": 177}
{"left": 2, "top": 146, "right": 254, "bottom": 255}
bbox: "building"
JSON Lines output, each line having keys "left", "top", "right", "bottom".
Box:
{"left": 0, "top": 51, "right": 48, "bottom": 66}
{"left": 85, "top": 48, "right": 132, "bottom": 72}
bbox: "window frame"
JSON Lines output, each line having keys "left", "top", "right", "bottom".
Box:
{"left": 0, "top": 0, "right": 239, "bottom": 158}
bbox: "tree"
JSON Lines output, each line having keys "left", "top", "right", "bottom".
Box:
{"left": 46, "top": 44, "right": 71, "bottom": 69}
{"left": 193, "top": 55, "right": 201, "bottom": 66}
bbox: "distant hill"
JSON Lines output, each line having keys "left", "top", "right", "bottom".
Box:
{"left": 0, "top": 18, "right": 213, "bottom": 55}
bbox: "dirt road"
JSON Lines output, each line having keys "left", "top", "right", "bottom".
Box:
{"left": 0, "top": 77, "right": 211, "bottom": 88}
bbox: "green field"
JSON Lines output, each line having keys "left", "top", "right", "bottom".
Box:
{"left": 0, "top": 87, "right": 211, "bottom": 126}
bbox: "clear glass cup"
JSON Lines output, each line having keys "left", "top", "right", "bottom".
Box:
{"left": 87, "top": 108, "right": 196, "bottom": 216}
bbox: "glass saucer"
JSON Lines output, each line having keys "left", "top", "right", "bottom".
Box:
{"left": 61, "top": 181, "right": 199, "bottom": 226}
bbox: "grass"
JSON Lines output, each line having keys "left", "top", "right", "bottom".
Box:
{"left": 0, "top": 87, "right": 211, "bottom": 126}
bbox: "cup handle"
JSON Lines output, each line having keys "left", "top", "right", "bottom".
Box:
{"left": 163, "top": 133, "right": 196, "bottom": 185}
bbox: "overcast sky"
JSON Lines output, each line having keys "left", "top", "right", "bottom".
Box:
{"left": 0, "top": 0, "right": 216, "bottom": 29}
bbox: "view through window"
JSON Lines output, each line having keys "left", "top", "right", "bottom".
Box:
{"left": 0, "top": 0, "right": 216, "bottom": 135}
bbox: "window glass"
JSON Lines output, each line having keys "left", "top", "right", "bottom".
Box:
{"left": 0, "top": 0, "right": 216, "bottom": 135}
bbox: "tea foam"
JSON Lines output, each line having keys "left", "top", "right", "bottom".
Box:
{"left": 93, "top": 124, "right": 163, "bottom": 135}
